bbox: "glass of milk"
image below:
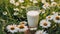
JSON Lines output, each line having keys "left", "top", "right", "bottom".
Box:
{"left": 26, "top": 6, "right": 40, "bottom": 27}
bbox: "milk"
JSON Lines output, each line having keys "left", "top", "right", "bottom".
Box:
{"left": 27, "top": 11, "right": 39, "bottom": 27}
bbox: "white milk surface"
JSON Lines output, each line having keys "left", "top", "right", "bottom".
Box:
{"left": 27, "top": 11, "right": 39, "bottom": 27}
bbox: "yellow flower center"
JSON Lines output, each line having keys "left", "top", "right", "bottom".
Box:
{"left": 48, "top": 16, "right": 51, "bottom": 18}
{"left": 10, "top": 26, "right": 15, "bottom": 30}
{"left": 43, "top": 22, "right": 47, "bottom": 26}
{"left": 19, "top": 25, "right": 24, "bottom": 29}
{"left": 53, "top": 4, "right": 55, "bottom": 5}
{"left": 56, "top": 16, "right": 60, "bottom": 20}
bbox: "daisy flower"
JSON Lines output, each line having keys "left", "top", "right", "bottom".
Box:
{"left": 53, "top": 15, "right": 60, "bottom": 23}
{"left": 35, "top": 30, "right": 48, "bottom": 34}
{"left": 3, "top": 11, "right": 7, "bottom": 15}
{"left": 41, "top": 0, "right": 46, "bottom": 4}
{"left": 51, "top": 2, "right": 57, "bottom": 7}
{"left": 17, "top": 24, "right": 28, "bottom": 32}
{"left": 21, "top": 6, "right": 26, "bottom": 9}
{"left": 19, "top": 21, "right": 27, "bottom": 25}
{"left": 46, "top": 15, "right": 54, "bottom": 20}
{"left": 42, "top": 3, "right": 50, "bottom": 9}
{"left": 13, "top": 12, "right": 19, "bottom": 15}
{"left": 33, "top": 0, "right": 38, "bottom": 3}
{"left": 10, "top": 0, "right": 15, "bottom": 4}
{"left": 14, "top": 2, "right": 19, "bottom": 6}
{"left": 6, "top": 24, "right": 18, "bottom": 33}
{"left": 19, "top": 0, "right": 24, "bottom": 3}
{"left": 14, "top": 8, "right": 19, "bottom": 11}
{"left": 40, "top": 20, "right": 51, "bottom": 28}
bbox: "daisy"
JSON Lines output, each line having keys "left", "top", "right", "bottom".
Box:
{"left": 21, "top": 6, "right": 26, "bottom": 9}
{"left": 42, "top": 3, "right": 50, "bottom": 9}
{"left": 19, "top": 0, "right": 24, "bottom": 3}
{"left": 17, "top": 24, "right": 28, "bottom": 32}
{"left": 33, "top": 0, "right": 38, "bottom": 3}
{"left": 13, "top": 12, "right": 19, "bottom": 15}
{"left": 10, "top": 0, "right": 15, "bottom": 4}
{"left": 3, "top": 11, "right": 7, "bottom": 15}
{"left": 53, "top": 15, "right": 60, "bottom": 23}
{"left": 14, "top": 2, "right": 19, "bottom": 6}
{"left": 41, "top": 0, "right": 46, "bottom": 4}
{"left": 35, "top": 30, "right": 48, "bottom": 34}
{"left": 40, "top": 20, "right": 51, "bottom": 28}
{"left": 14, "top": 8, "right": 19, "bottom": 11}
{"left": 51, "top": 2, "right": 57, "bottom": 7}
{"left": 6, "top": 24, "right": 18, "bottom": 33}
{"left": 19, "top": 21, "right": 27, "bottom": 25}
{"left": 46, "top": 15, "right": 54, "bottom": 20}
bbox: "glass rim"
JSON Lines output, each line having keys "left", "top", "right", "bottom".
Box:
{"left": 26, "top": 6, "right": 40, "bottom": 12}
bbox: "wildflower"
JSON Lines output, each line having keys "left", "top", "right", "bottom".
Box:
{"left": 10, "top": 0, "right": 15, "bottom": 4}
{"left": 14, "top": 2, "right": 19, "bottom": 6}
{"left": 19, "top": 21, "right": 27, "bottom": 25}
{"left": 42, "top": 3, "right": 50, "bottom": 9}
{"left": 33, "top": 0, "right": 38, "bottom": 3}
{"left": 41, "top": 0, "right": 46, "bottom": 4}
{"left": 40, "top": 19, "right": 51, "bottom": 28}
{"left": 46, "top": 15, "right": 54, "bottom": 20}
{"left": 53, "top": 15, "right": 60, "bottom": 23}
{"left": 6, "top": 24, "right": 18, "bottom": 33}
{"left": 14, "top": 8, "right": 19, "bottom": 11}
{"left": 17, "top": 24, "right": 28, "bottom": 32}
{"left": 51, "top": 2, "right": 57, "bottom": 7}
{"left": 13, "top": 12, "right": 19, "bottom": 15}
{"left": 3, "top": 11, "right": 7, "bottom": 15}
{"left": 19, "top": 0, "right": 24, "bottom": 3}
